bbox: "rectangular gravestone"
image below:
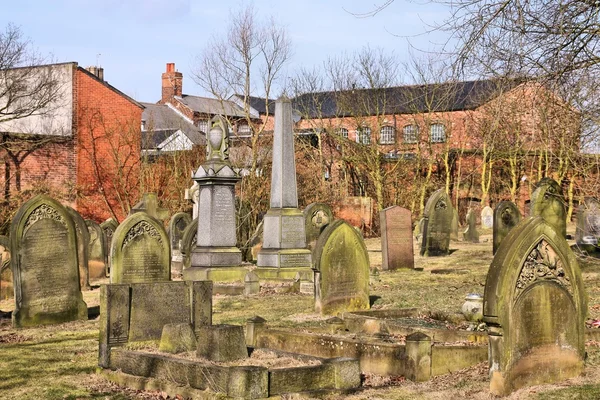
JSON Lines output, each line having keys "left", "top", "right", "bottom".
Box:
{"left": 380, "top": 206, "right": 414, "bottom": 270}
{"left": 99, "top": 280, "right": 212, "bottom": 367}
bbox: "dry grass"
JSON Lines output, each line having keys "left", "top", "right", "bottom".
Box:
{"left": 2, "top": 223, "right": 600, "bottom": 399}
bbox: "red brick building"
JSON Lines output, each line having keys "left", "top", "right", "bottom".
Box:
{"left": 0, "top": 62, "right": 143, "bottom": 223}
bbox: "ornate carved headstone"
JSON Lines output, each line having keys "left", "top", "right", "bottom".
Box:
{"left": 257, "top": 96, "right": 312, "bottom": 269}
{"left": 380, "top": 206, "right": 414, "bottom": 270}
{"left": 169, "top": 212, "right": 192, "bottom": 273}
{"left": 303, "top": 203, "right": 333, "bottom": 252}
{"left": 313, "top": 220, "right": 370, "bottom": 315}
{"left": 575, "top": 197, "right": 600, "bottom": 252}
{"left": 66, "top": 207, "right": 90, "bottom": 290}
{"left": 493, "top": 201, "right": 521, "bottom": 254}
{"left": 530, "top": 177, "right": 566, "bottom": 237}
{"left": 481, "top": 206, "right": 494, "bottom": 229}
{"left": 86, "top": 219, "right": 107, "bottom": 278}
{"left": 420, "top": 189, "right": 453, "bottom": 256}
{"left": 483, "top": 216, "right": 586, "bottom": 396}
{"left": 110, "top": 212, "right": 171, "bottom": 284}
{"left": 180, "top": 218, "right": 198, "bottom": 270}
{"left": 463, "top": 209, "right": 480, "bottom": 243}
{"left": 10, "top": 195, "right": 87, "bottom": 327}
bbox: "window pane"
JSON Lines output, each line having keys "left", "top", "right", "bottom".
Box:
{"left": 380, "top": 126, "right": 395, "bottom": 144}
{"left": 403, "top": 124, "right": 419, "bottom": 143}
{"left": 337, "top": 127, "right": 348, "bottom": 139}
{"left": 198, "top": 120, "right": 209, "bottom": 133}
{"left": 430, "top": 123, "right": 446, "bottom": 143}
{"left": 357, "top": 127, "right": 371, "bottom": 145}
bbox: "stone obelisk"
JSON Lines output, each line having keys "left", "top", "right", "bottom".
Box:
{"left": 257, "top": 96, "right": 312, "bottom": 270}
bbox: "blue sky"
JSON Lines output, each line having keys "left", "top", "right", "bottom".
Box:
{"left": 1, "top": 0, "right": 451, "bottom": 102}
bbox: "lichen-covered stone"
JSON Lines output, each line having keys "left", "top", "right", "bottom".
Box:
{"left": 159, "top": 323, "right": 197, "bottom": 353}
{"left": 530, "top": 177, "right": 567, "bottom": 237}
{"left": 420, "top": 189, "right": 454, "bottom": 256}
{"left": 196, "top": 324, "right": 248, "bottom": 362}
{"left": 463, "top": 208, "right": 480, "bottom": 243}
{"left": 493, "top": 201, "right": 521, "bottom": 254}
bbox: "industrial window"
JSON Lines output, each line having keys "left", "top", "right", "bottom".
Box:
{"left": 430, "top": 123, "right": 446, "bottom": 143}
{"left": 356, "top": 127, "right": 371, "bottom": 145}
{"left": 380, "top": 126, "right": 395, "bottom": 144}
{"left": 403, "top": 124, "right": 419, "bottom": 143}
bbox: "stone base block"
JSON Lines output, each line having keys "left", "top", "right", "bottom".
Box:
{"left": 257, "top": 248, "right": 312, "bottom": 268}
{"left": 196, "top": 324, "right": 248, "bottom": 362}
{"left": 183, "top": 266, "right": 246, "bottom": 282}
{"left": 159, "top": 323, "right": 197, "bottom": 354}
{"left": 254, "top": 266, "right": 313, "bottom": 280}
{"left": 191, "top": 246, "right": 242, "bottom": 267}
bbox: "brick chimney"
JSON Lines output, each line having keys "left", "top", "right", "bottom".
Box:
{"left": 162, "top": 63, "right": 183, "bottom": 102}
{"left": 86, "top": 66, "right": 104, "bottom": 81}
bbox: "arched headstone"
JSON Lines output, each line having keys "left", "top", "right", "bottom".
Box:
{"left": 180, "top": 218, "right": 198, "bottom": 270}
{"left": 420, "top": 189, "right": 453, "bottom": 256}
{"left": 493, "top": 201, "right": 521, "bottom": 254}
{"left": 481, "top": 206, "right": 494, "bottom": 229}
{"left": 313, "top": 220, "right": 370, "bottom": 315}
{"left": 530, "top": 177, "right": 566, "bottom": 237}
{"left": 10, "top": 195, "right": 87, "bottom": 327}
{"left": 110, "top": 212, "right": 171, "bottom": 284}
{"left": 463, "top": 208, "right": 479, "bottom": 243}
{"left": 86, "top": 219, "right": 107, "bottom": 278}
{"left": 66, "top": 207, "right": 90, "bottom": 290}
{"left": 483, "top": 216, "right": 586, "bottom": 396}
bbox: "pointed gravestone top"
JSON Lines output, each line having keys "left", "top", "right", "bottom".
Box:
{"left": 270, "top": 96, "right": 298, "bottom": 209}
{"left": 130, "top": 193, "right": 169, "bottom": 221}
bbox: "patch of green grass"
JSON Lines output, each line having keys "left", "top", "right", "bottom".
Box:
{"left": 537, "top": 384, "right": 600, "bottom": 399}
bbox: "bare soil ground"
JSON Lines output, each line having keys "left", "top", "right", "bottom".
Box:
{"left": 2, "top": 224, "right": 600, "bottom": 399}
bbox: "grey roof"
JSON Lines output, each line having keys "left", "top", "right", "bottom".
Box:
{"left": 292, "top": 79, "right": 525, "bottom": 119}
{"left": 232, "top": 95, "right": 275, "bottom": 115}
{"left": 141, "top": 102, "right": 205, "bottom": 148}
{"left": 176, "top": 95, "right": 246, "bottom": 118}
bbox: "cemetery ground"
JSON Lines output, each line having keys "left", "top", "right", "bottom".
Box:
{"left": 2, "top": 228, "right": 600, "bottom": 399}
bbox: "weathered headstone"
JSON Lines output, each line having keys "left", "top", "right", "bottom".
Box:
{"left": 10, "top": 195, "right": 87, "bottom": 327}
{"left": 314, "top": 220, "right": 370, "bottom": 315}
{"left": 66, "top": 207, "right": 90, "bottom": 290}
{"left": 110, "top": 212, "right": 171, "bottom": 284}
{"left": 380, "top": 206, "right": 414, "bottom": 270}
{"left": 0, "top": 235, "right": 12, "bottom": 301}
{"left": 86, "top": 219, "right": 107, "bottom": 279}
{"left": 493, "top": 201, "right": 521, "bottom": 254}
{"left": 169, "top": 212, "right": 192, "bottom": 273}
{"left": 180, "top": 218, "right": 198, "bottom": 270}
{"left": 420, "top": 189, "right": 453, "bottom": 256}
{"left": 130, "top": 193, "right": 169, "bottom": 221}
{"left": 575, "top": 197, "right": 600, "bottom": 252}
{"left": 483, "top": 216, "right": 586, "bottom": 396}
{"left": 463, "top": 209, "right": 480, "bottom": 243}
{"left": 100, "top": 217, "right": 118, "bottom": 274}
{"left": 303, "top": 203, "right": 333, "bottom": 251}
{"left": 257, "top": 96, "right": 312, "bottom": 269}
{"left": 530, "top": 177, "right": 566, "bottom": 237}
{"left": 99, "top": 280, "right": 213, "bottom": 367}
{"left": 481, "top": 206, "right": 494, "bottom": 229}
{"left": 186, "top": 116, "right": 242, "bottom": 279}
{"left": 450, "top": 208, "right": 459, "bottom": 241}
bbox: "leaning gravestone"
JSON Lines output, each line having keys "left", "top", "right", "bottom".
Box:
{"left": 493, "top": 201, "right": 521, "bottom": 254}
{"left": 169, "top": 212, "right": 192, "bottom": 273}
{"left": 380, "top": 206, "right": 414, "bottom": 270}
{"left": 420, "top": 189, "right": 454, "bottom": 256}
{"left": 180, "top": 218, "right": 198, "bottom": 270}
{"left": 10, "top": 195, "right": 87, "bottom": 327}
{"left": 110, "top": 212, "right": 171, "bottom": 284}
{"left": 463, "top": 209, "right": 480, "bottom": 243}
{"left": 481, "top": 206, "right": 494, "bottom": 229}
{"left": 483, "top": 216, "right": 586, "bottom": 396}
{"left": 303, "top": 203, "right": 333, "bottom": 251}
{"left": 313, "top": 220, "right": 370, "bottom": 315}
{"left": 575, "top": 197, "right": 600, "bottom": 252}
{"left": 66, "top": 207, "right": 91, "bottom": 290}
{"left": 530, "top": 177, "right": 566, "bottom": 237}
{"left": 86, "top": 219, "right": 107, "bottom": 278}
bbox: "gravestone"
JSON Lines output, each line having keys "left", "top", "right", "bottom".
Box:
{"left": 130, "top": 193, "right": 169, "bottom": 221}
{"left": 257, "top": 96, "right": 312, "bottom": 270}
{"left": 314, "top": 220, "right": 370, "bottom": 315}
{"left": 110, "top": 212, "right": 171, "bottom": 284}
{"left": 169, "top": 212, "right": 192, "bottom": 273}
{"left": 575, "top": 197, "right": 600, "bottom": 252}
{"left": 483, "top": 216, "right": 586, "bottom": 396}
{"left": 0, "top": 235, "right": 12, "bottom": 301}
{"left": 180, "top": 218, "right": 198, "bottom": 270}
{"left": 10, "top": 195, "right": 87, "bottom": 327}
{"left": 303, "top": 203, "right": 333, "bottom": 252}
{"left": 450, "top": 208, "right": 459, "bottom": 241}
{"left": 463, "top": 209, "right": 480, "bottom": 243}
{"left": 420, "top": 189, "right": 454, "bottom": 256}
{"left": 86, "top": 219, "right": 107, "bottom": 278}
{"left": 493, "top": 201, "right": 521, "bottom": 254}
{"left": 530, "top": 177, "right": 566, "bottom": 237}
{"left": 185, "top": 116, "right": 242, "bottom": 280}
{"left": 100, "top": 218, "right": 118, "bottom": 273}
{"left": 99, "top": 280, "right": 212, "bottom": 367}
{"left": 66, "top": 207, "right": 90, "bottom": 290}
{"left": 481, "top": 206, "right": 494, "bottom": 229}
{"left": 380, "top": 206, "right": 414, "bottom": 270}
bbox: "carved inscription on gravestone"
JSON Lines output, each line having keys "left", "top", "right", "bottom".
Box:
{"left": 281, "top": 216, "right": 305, "bottom": 247}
